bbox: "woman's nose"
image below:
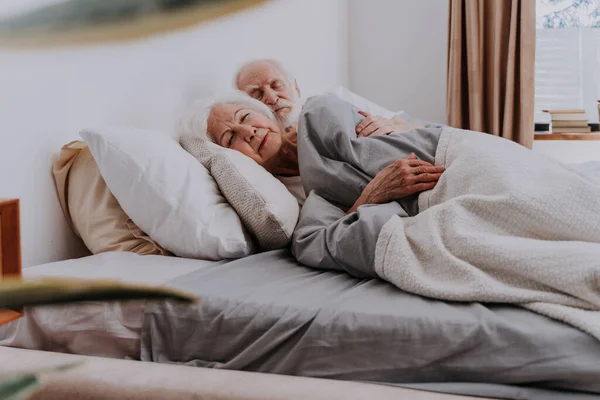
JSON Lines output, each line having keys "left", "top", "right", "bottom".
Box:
{"left": 239, "top": 125, "right": 258, "bottom": 142}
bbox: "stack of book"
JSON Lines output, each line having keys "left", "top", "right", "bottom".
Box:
{"left": 543, "top": 109, "right": 591, "bottom": 134}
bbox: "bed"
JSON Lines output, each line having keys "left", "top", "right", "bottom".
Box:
{"left": 7, "top": 5, "right": 600, "bottom": 397}
{"left": 3, "top": 116, "right": 600, "bottom": 400}
{"left": 3, "top": 63, "right": 600, "bottom": 400}
{"left": 140, "top": 248, "right": 600, "bottom": 399}
{"left": 4, "top": 242, "right": 600, "bottom": 400}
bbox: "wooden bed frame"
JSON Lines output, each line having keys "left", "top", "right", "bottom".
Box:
{"left": 0, "top": 198, "right": 22, "bottom": 325}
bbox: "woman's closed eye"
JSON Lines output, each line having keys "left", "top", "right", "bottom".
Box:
{"left": 222, "top": 131, "right": 233, "bottom": 147}
{"left": 241, "top": 112, "right": 250, "bottom": 123}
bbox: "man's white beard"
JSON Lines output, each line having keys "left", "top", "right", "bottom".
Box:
{"left": 273, "top": 90, "right": 303, "bottom": 130}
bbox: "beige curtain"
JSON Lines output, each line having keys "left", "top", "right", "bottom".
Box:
{"left": 447, "top": 0, "right": 536, "bottom": 148}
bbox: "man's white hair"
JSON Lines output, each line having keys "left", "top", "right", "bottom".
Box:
{"left": 233, "top": 59, "right": 295, "bottom": 90}
{"left": 178, "top": 90, "right": 276, "bottom": 143}
{"left": 233, "top": 59, "right": 303, "bottom": 130}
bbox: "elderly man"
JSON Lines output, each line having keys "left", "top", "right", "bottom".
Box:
{"left": 233, "top": 59, "right": 424, "bottom": 136}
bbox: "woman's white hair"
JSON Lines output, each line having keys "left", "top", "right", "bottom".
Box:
{"left": 178, "top": 90, "right": 277, "bottom": 143}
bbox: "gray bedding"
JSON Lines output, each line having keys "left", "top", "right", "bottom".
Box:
{"left": 141, "top": 250, "right": 600, "bottom": 399}
{"left": 141, "top": 95, "right": 600, "bottom": 399}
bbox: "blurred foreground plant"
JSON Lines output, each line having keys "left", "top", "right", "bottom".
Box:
{"left": 0, "top": 277, "right": 197, "bottom": 399}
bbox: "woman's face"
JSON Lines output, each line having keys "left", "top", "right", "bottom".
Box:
{"left": 207, "top": 103, "right": 283, "bottom": 166}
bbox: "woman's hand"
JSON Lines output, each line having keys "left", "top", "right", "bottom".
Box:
{"left": 348, "top": 154, "right": 445, "bottom": 214}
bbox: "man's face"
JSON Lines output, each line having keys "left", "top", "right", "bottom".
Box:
{"left": 237, "top": 62, "right": 301, "bottom": 127}
{"left": 207, "top": 102, "right": 283, "bottom": 167}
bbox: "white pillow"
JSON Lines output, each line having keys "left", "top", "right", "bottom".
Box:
{"left": 328, "top": 86, "right": 404, "bottom": 119}
{"left": 80, "top": 127, "right": 253, "bottom": 260}
{"left": 180, "top": 136, "right": 299, "bottom": 250}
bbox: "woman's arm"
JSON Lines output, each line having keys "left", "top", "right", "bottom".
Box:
{"left": 291, "top": 154, "right": 443, "bottom": 275}
{"left": 348, "top": 154, "right": 445, "bottom": 214}
{"left": 291, "top": 192, "right": 408, "bottom": 278}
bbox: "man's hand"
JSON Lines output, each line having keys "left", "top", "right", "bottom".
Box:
{"left": 347, "top": 153, "right": 444, "bottom": 214}
{"left": 356, "top": 111, "right": 425, "bottom": 137}
{"left": 356, "top": 111, "right": 396, "bottom": 137}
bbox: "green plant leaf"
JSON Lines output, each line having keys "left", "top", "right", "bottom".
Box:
{"left": 0, "top": 374, "right": 40, "bottom": 400}
{"left": 0, "top": 361, "right": 83, "bottom": 400}
{"left": 0, "top": 278, "right": 198, "bottom": 310}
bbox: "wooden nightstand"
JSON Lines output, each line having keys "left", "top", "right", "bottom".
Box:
{"left": 0, "top": 199, "right": 22, "bottom": 325}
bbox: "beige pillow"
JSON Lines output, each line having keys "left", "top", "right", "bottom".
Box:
{"left": 52, "top": 141, "right": 169, "bottom": 256}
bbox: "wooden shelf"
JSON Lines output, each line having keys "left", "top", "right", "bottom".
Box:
{"left": 534, "top": 133, "right": 600, "bottom": 141}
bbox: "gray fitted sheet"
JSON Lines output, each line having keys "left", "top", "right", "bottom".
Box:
{"left": 141, "top": 250, "right": 600, "bottom": 400}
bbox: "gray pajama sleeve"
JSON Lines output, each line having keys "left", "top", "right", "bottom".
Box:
{"left": 297, "top": 94, "right": 442, "bottom": 216}
{"left": 291, "top": 192, "right": 408, "bottom": 278}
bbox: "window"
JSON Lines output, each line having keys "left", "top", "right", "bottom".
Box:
{"left": 535, "top": 0, "right": 600, "bottom": 122}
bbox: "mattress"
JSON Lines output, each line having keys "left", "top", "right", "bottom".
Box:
{"left": 4, "top": 191, "right": 600, "bottom": 400}
{"left": 142, "top": 249, "right": 600, "bottom": 400}
{"left": 0, "top": 252, "right": 214, "bottom": 359}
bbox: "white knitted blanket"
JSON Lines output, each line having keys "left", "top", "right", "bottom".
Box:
{"left": 374, "top": 127, "right": 600, "bottom": 339}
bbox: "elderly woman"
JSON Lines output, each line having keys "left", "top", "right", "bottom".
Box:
{"left": 179, "top": 92, "right": 600, "bottom": 349}
{"left": 180, "top": 92, "right": 446, "bottom": 278}
{"left": 181, "top": 92, "right": 445, "bottom": 213}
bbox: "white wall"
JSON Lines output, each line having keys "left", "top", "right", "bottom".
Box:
{"left": 348, "top": 0, "right": 449, "bottom": 123}
{"left": 0, "top": 0, "right": 348, "bottom": 267}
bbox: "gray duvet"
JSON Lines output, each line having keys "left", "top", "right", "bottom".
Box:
{"left": 141, "top": 95, "right": 600, "bottom": 399}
